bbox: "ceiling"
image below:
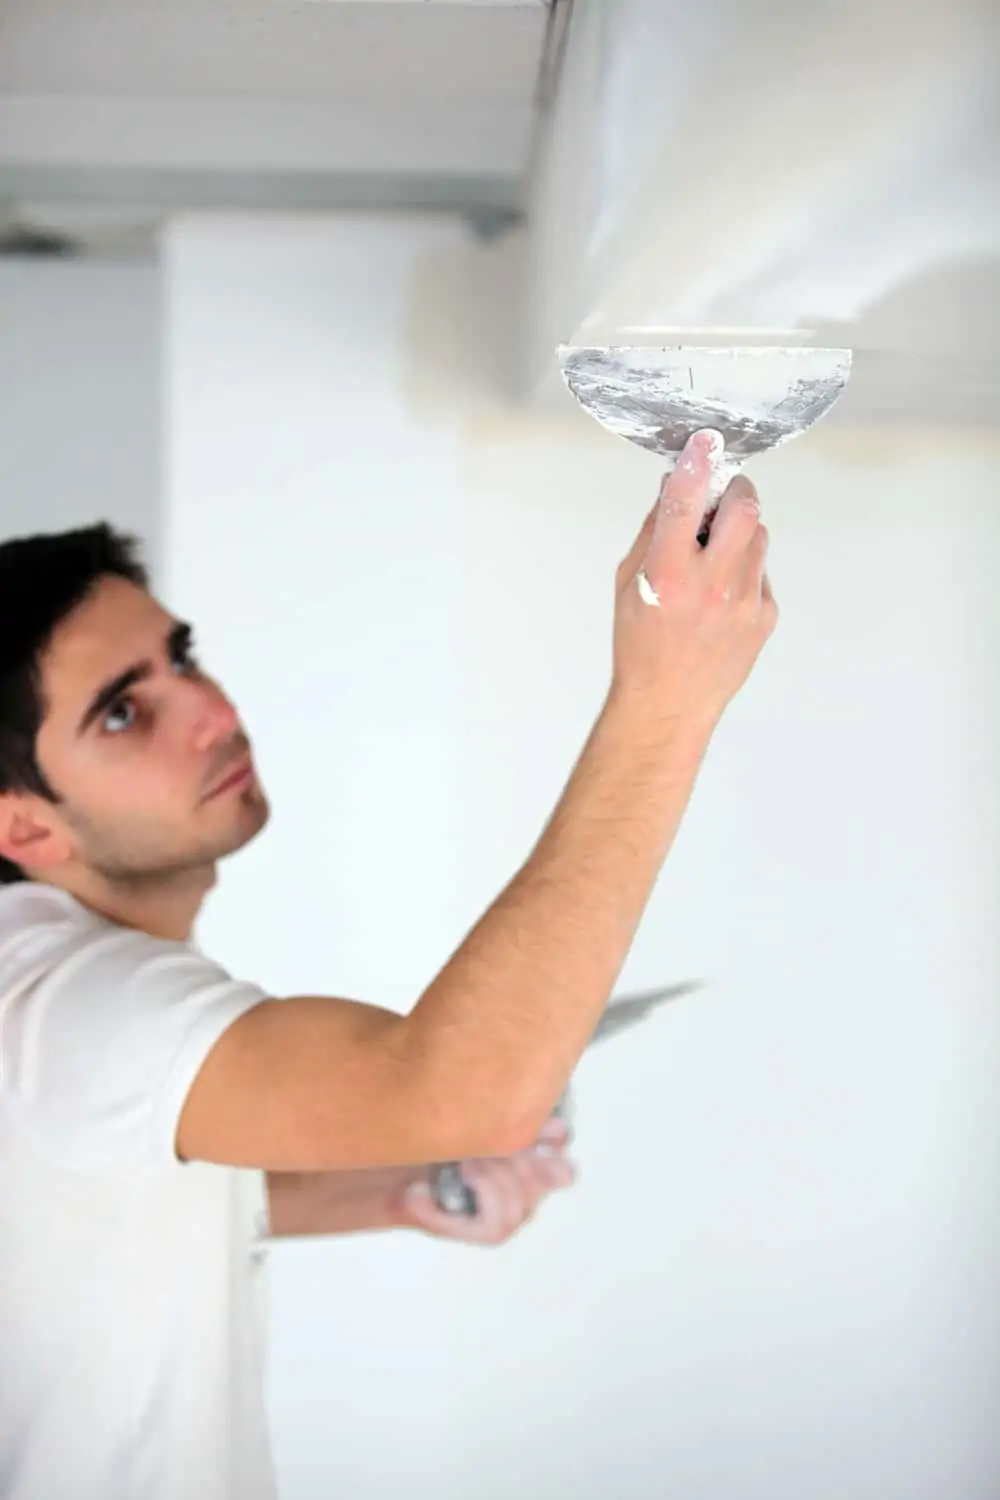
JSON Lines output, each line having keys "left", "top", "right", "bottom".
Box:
{"left": 522, "top": 0, "right": 999, "bottom": 429}
{"left": 2, "top": 0, "right": 996, "bottom": 432}
{"left": 0, "top": 0, "right": 553, "bottom": 244}
{"left": 0, "top": 0, "right": 546, "bottom": 103}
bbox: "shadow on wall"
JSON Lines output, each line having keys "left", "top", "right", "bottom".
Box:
{"left": 397, "top": 222, "right": 533, "bottom": 425}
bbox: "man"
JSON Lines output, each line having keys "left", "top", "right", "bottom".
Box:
{"left": 0, "top": 430, "right": 775, "bottom": 1499}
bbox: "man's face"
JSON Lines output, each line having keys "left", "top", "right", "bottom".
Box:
{"left": 29, "top": 575, "right": 269, "bottom": 885}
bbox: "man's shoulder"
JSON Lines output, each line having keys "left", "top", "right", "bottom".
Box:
{"left": 0, "top": 882, "right": 87, "bottom": 942}
{"left": 0, "top": 884, "right": 100, "bottom": 998}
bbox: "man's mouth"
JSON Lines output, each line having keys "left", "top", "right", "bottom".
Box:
{"left": 205, "top": 758, "right": 253, "bottom": 799}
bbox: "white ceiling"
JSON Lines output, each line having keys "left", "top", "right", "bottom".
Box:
{"left": 0, "top": 0, "right": 545, "bottom": 103}
{"left": 524, "top": 0, "right": 999, "bottom": 428}
{"left": 0, "top": 0, "right": 552, "bottom": 233}
{"left": 2, "top": 0, "right": 997, "bottom": 432}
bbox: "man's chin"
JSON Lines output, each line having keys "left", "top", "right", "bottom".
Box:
{"left": 219, "top": 790, "right": 270, "bottom": 857}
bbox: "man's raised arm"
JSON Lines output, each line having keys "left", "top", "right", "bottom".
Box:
{"left": 176, "top": 433, "right": 776, "bottom": 1173}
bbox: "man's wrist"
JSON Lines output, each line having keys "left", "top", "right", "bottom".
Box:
{"left": 365, "top": 1164, "right": 422, "bottom": 1231}
{"left": 601, "top": 681, "right": 719, "bottom": 762}
{"left": 287, "top": 1163, "right": 422, "bottom": 1236}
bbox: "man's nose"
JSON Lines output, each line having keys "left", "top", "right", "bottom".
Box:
{"left": 189, "top": 679, "right": 240, "bottom": 753}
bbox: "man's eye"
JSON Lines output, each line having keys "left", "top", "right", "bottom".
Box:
{"left": 173, "top": 648, "right": 201, "bottom": 676}
{"left": 104, "top": 699, "right": 136, "bottom": 734}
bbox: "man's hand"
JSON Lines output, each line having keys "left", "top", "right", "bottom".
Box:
{"left": 266, "top": 1118, "right": 575, "bottom": 1241}
{"left": 396, "top": 1117, "right": 576, "bottom": 1247}
{"left": 611, "top": 429, "right": 777, "bottom": 728}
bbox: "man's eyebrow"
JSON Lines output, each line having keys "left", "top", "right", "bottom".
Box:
{"left": 76, "top": 621, "right": 194, "bottom": 736}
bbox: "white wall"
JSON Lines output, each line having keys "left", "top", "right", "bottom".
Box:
{"left": 0, "top": 260, "right": 160, "bottom": 553}
{"left": 164, "top": 215, "right": 1000, "bottom": 1500}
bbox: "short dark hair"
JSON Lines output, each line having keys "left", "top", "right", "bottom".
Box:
{"left": 0, "top": 522, "right": 149, "bottom": 884}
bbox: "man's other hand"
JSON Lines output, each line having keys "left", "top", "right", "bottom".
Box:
{"left": 399, "top": 1117, "right": 576, "bottom": 1246}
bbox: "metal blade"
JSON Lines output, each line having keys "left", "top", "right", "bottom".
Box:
{"left": 589, "top": 979, "right": 704, "bottom": 1045}
{"left": 558, "top": 346, "right": 852, "bottom": 464}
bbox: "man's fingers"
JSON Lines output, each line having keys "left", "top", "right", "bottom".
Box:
{"left": 506, "top": 1153, "right": 547, "bottom": 1216}
{"left": 618, "top": 431, "right": 726, "bottom": 596}
{"left": 645, "top": 429, "right": 723, "bottom": 571}
{"left": 741, "top": 524, "right": 770, "bottom": 601}
{"left": 515, "top": 1143, "right": 575, "bottom": 1198}
{"left": 703, "top": 474, "right": 761, "bottom": 573}
{"left": 406, "top": 1164, "right": 518, "bottom": 1242}
{"left": 701, "top": 474, "right": 775, "bottom": 609}
{"left": 407, "top": 1146, "right": 575, "bottom": 1246}
{"left": 468, "top": 1161, "right": 530, "bottom": 1239}
{"left": 534, "top": 1152, "right": 576, "bottom": 1192}
{"left": 535, "top": 1113, "right": 570, "bottom": 1150}
{"left": 403, "top": 1179, "right": 475, "bottom": 1238}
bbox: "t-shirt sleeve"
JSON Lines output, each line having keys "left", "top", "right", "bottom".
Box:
{"left": 0, "top": 915, "right": 268, "bottom": 1174}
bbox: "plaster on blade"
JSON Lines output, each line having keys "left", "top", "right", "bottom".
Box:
{"left": 558, "top": 345, "right": 852, "bottom": 496}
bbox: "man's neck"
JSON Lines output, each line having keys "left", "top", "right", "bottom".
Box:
{"left": 42, "top": 864, "right": 218, "bottom": 943}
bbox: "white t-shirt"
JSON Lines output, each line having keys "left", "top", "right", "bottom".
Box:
{"left": 0, "top": 882, "right": 277, "bottom": 1500}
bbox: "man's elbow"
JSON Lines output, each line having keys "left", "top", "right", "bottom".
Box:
{"left": 389, "top": 1021, "right": 557, "bottom": 1161}
{"left": 426, "top": 1095, "right": 551, "bottom": 1162}
{"left": 495, "top": 1105, "right": 552, "bottom": 1157}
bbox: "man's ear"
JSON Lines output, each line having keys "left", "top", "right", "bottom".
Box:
{"left": 0, "top": 793, "right": 73, "bottom": 873}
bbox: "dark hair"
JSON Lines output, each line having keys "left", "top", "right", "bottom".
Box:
{"left": 0, "top": 523, "right": 149, "bottom": 884}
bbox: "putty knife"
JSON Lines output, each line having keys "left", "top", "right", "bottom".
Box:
{"left": 558, "top": 344, "right": 852, "bottom": 504}
{"left": 428, "top": 979, "right": 702, "bottom": 1216}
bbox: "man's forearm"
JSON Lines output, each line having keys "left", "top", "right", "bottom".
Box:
{"left": 266, "top": 1166, "right": 413, "bottom": 1238}
{"left": 398, "top": 691, "right": 714, "bottom": 1149}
